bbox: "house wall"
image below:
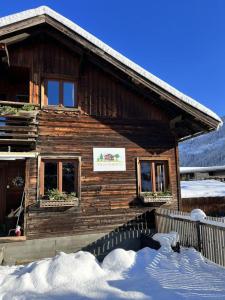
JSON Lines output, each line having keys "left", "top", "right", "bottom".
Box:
{"left": 6, "top": 33, "right": 180, "bottom": 239}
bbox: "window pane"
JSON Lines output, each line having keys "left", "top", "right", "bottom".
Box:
{"left": 140, "top": 161, "right": 152, "bottom": 192}
{"left": 63, "top": 82, "right": 75, "bottom": 107}
{"left": 47, "top": 81, "right": 59, "bottom": 105}
{"left": 155, "top": 162, "right": 166, "bottom": 192}
{"left": 62, "top": 162, "right": 75, "bottom": 193}
{"left": 44, "top": 162, "right": 57, "bottom": 193}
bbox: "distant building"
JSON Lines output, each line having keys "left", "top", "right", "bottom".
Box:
{"left": 180, "top": 166, "right": 225, "bottom": 182}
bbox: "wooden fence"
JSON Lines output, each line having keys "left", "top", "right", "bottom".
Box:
{"left": 155, "top": 208, "right": 225, "bottom": 267}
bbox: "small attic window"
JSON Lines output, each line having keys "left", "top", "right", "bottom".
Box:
{"left": 46, "top": 80, "right": 77, "bottom": 107}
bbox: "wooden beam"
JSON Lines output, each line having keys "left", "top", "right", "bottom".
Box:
{"left": 0, "top": 100, "right": 39, "bottom": 106}
{"left": 0, "top": 33, "right": 30, "bottom": 45}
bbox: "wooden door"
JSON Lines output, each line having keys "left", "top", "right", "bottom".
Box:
{"left": 0, "top": 163, "right": 6, "bottom": 225}
{"left": 5, "top": 161, "right": 25, "bottom": 216}
{"left": 0, "top": 161, "right": 25, "bottom": 226}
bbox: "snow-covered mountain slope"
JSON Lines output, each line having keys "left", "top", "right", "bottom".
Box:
{"left": 179, "top": 116, "right": 225, "bottom": 167}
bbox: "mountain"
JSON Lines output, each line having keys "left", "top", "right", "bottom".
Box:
{"left": 179, "top": 116, "right": 225, "bottom": 167}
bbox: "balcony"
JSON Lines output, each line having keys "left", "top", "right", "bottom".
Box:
{"left": 0, "top": 101, "right": 39, "bottom": 151}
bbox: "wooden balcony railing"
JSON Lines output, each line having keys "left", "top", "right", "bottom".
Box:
{"left": 0, "top": 101, "right": 39, "bottom": 149}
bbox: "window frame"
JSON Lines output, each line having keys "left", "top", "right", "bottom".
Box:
{"left": 137, "top": 157, "right": 171, "bottom": 195}
{"left": 43, "top": 78, "right": 78, "bottom": 108}
{"left": 39, "top": 156, "right": 81, "bottom": 198}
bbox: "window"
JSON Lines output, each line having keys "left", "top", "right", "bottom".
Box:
{"left": 46, "top": 80, "right": 77, "bottom": 107}
{"left": 47, "top": 81, "right": 60, "bottom": 105}
{"left": 40, "top": 159, "right": 79, "bottom": 196}
{"left": 138, "top": 159, "right": 170, "bottom": 194}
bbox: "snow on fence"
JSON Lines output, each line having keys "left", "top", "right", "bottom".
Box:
{"left": 155, "top": 208, "right": 225, "bottom": 267}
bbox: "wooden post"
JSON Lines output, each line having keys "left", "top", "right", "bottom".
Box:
{"left": 196, "top": 221, "right": 202, "bottom": 252}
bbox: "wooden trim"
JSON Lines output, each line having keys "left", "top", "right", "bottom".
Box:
{"left": 0, "top": 101, "right": 39, "bottom": 107}
{"left": 40, "top": 155, "right": 80, "bottom": 159}
{"left": 136, "top": 158, "right": 141, "bottom": 195}
{"left": 42, "top": 73, "right": 78, "bottom": 81}
{"left": 29, "top": 79, "right": 33, "bottom": 104}
{"left": 59, "top": 80, "right": 63, "bottom": 105}
{"left": 41, "top": 80, "right": 46, "bottom": 107}
{"left": 39, "top": 160, "right": 45, "bottom": 196}
{"left": 58, "top": 161, "right": 63, "bottom": 192}
{"left": 77, "top": 157, "right": 81, "bottom": 199}
{"left": 151, "top": 161, "right": 156, "bottom": 193}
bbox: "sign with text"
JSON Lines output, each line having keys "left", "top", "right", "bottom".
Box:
{"left": 93, "top": 148, "right": 126, "bottom": 171}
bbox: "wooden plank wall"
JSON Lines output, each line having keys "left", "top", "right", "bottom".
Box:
{"left": 35, "top": 112, "right": 178, "bottom": 209}
{"left": 26, "top": 207, "right": 155, "bottom": 239}
{"left": 23, "top": 112, "right": 179, "bottom": 239}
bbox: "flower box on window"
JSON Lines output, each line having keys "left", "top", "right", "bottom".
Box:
{"left": 39, "top": 197, "right": 79, "bottom": 208}
{"left": 140, "top": 192, "right": 173, "bottom": 204}
{"left": 39, "top": 189, "right": 79, "bottom": 208}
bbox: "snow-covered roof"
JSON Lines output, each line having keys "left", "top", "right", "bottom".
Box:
{"left": 0, "top": 6, "right": 222, "bottom": 127}
{"left": 180, "top": 165, "right": 225, "bottom": 174}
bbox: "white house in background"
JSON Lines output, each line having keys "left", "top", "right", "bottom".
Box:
{"left": 180, "top": 166, "right": 225, "bottom": 182}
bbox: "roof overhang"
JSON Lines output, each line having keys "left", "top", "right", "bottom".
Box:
{"left": 0, "top": 6, "right": 222, "bottom": 139}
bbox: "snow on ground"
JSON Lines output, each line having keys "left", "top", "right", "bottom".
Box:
{"left": 181, "top": 179, "right": 225, "bottom": 198}
{"left": 1, "top": 233, "right": 225, "bottom": 299}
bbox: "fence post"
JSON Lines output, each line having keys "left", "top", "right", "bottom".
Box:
{"left": 196, "top": 221, "right": 201, "bottom": 252}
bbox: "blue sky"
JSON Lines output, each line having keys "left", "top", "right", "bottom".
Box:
{"left": 0, "top": 0, "right": 224, "bottom": 116}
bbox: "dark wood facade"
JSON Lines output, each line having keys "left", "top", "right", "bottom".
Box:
{"left": 0, "top": 13, "right": 219, "bottom": 240}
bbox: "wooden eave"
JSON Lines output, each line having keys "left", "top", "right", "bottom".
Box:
{"left": 0, "top": 14, "right": 220, "bottom": 139}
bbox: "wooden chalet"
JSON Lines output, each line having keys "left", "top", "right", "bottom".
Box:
{"left": 0, "top": 6, "right": 222, "bottom": 241}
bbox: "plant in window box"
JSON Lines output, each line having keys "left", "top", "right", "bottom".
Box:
{"left": 0, "top": 105, "right": 18, "bottom": 115}
{"left": 40, "top": 189, "right": 79, "bottom": 207}
{"left": 140, "top": 190, "right": 172, "bottom": 203}
{"left": 46, "top": 189, "right": 67, "bottom": 201}
{"left": 18, "top": 104, "right": 38, "bottom": 117}
{"left": 21, "top": 104, "right": 36, "bottom": 111}
{"left": 66, "top": 192, "right": 78, "bottom": 201}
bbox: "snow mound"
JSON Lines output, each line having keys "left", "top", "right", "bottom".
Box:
{"left": 102, "top": 248, "right": 136, "bottom": 273}
{"left": 0, "top": 251, "right": 106, "bottom": 299}
{"left": 190, "top": 209, "right": 206, "bottom": 221}
{"left": 153, "top": 231, "right": 179, "bottom": 251}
